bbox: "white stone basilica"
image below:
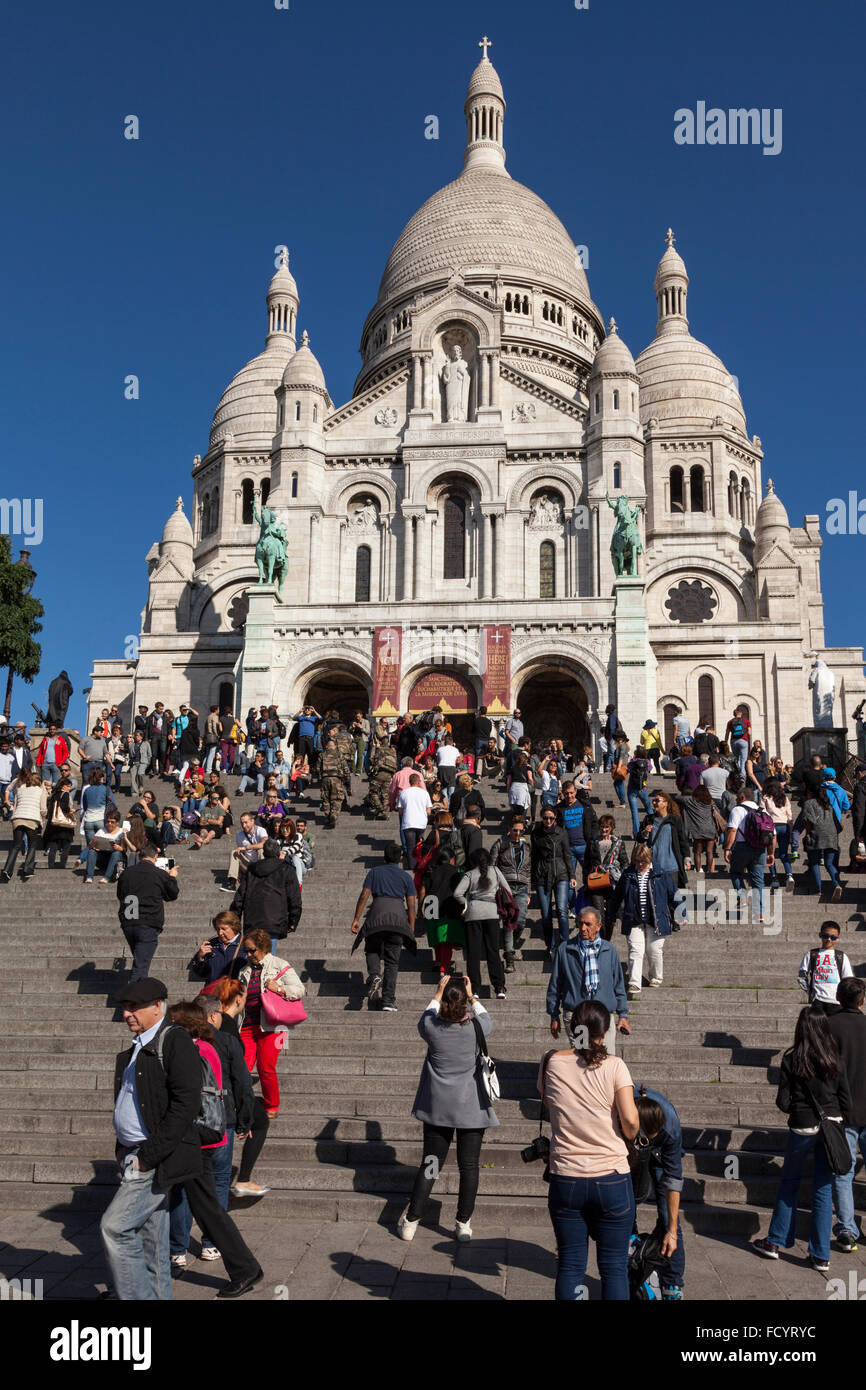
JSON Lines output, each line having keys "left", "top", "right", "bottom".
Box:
{"left": 90, "top": 41, "right": 864, "bottom": 754}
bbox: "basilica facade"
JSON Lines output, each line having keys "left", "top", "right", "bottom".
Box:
{"left": 90, "top": 44, "right": 864, "bottom": 755}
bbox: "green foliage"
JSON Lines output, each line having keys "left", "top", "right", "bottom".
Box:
{"left": 0, "top": 534, "right": 43, "bottom": 686}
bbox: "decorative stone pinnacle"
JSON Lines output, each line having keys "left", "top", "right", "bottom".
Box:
{"left": 278, "top": 247, "right": 289, "bottom": 269}
{"left": 766, "top": 478, "right": 775, "bottom": 494}
{"left": 175, "top": 497, "right": 184, "bottom": 511}
{"left": 665, "top": 228, "right": 675, "bottom": 247}
{"left": 478, "top": 34, "right": 492, "bottom": 60}
{"left": 608, "top": 316, "right": 618, "bottom": 335}
{"left": 301, "top": 330, "right": 310, "bottom": 347}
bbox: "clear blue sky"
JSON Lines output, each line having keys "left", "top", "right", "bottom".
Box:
{"left": 2, "top": 0, "right": 862, "bottom": 731}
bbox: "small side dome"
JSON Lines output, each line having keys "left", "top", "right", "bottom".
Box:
{"left": 281, "top": 330, "right": 328, "bottom": 393}
{"left": 161, "top": 497, "right": 193, "bottom": 551}
{"left": 755, "top": 478, "right": 791, "bottom": 561}
{"left": 591, "top": 317, "right": 636, "bottom": 377}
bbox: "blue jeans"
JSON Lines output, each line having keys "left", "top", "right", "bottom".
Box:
{"left": 568, "top": 845, "right": 585, "bottom": 912}
{"left": 647, "top": 1166, "right": 685, "bottom": 1289}
{"left": 729, "top": 845, "right": 766, "bottom": 918}
{"left": 767, "top": 1129, "right": 832, "bottom": 1261}
{"left": 204, "top": 745, "right": 219, "bottom": 774}
{"left": 603, "top": 745, "right": 614, "bottom": 773}
{"left": 732, "top": 738, "right": 749, "bottom": 777}
{"left": 628, "top": 788, "right": 652, "bottom": 838}
{"left": 808, "top": 847, "right": 840, "bottom": 891}
{"left": 832, "top": 1125, "right": 866, "bottom": 1239}
{"left": 537, "top": 879, "right": 570, "bottom": 950}
{"left": 613, "top": 777, "right": 626, "bottom": 806}
{"left": 769, "top": 824, "right": 792, "bottom": 881}
{"left": 42, "top": 761, "right": 60, "bottom": 786}
{"left": 170, "top": 1134, "right": 234, "bottom": 1255}
{"left": 85, "top": 846, "right": 123, "bottom": 882}
{"left": 100, "top": 1160, "right": 172, "bottom": 1300}
{"left": 548, "top": 1171, "right": 635, "bottom": 1300}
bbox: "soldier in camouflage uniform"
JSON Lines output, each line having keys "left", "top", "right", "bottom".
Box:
{"left": 366, "top": 724, "right": 397, "bottom": 820}
{"left": 333, "top": 724, "right": 355, "bottom": 796}
{"left": 320, "top": 738, "right": 348, "bottom": 828}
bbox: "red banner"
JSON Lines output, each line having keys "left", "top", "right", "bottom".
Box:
{"left": 482, "top": 625, "right": 511, "bottom": 718}
{"left": 372, "top": 626, "right": 402, "bottom": 717}
{"left": 408, "top": 670, "right": 477, "bottom": 715}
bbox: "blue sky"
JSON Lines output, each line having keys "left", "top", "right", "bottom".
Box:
{"left": 2, "top": 0, "right": 862, "bottom": 730}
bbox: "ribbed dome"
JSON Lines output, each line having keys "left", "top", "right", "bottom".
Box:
{"left": 466, "top": 57, "right": 504, "bottom": 102}
{"left": 755, "top": 479, "right": 791, "bottom": 559}
{"left": 209, "top": 343, "right": 294, "bottom": 448}
{"left": 268, "top": 264, "right": 298, "bottom": 299}
{"left": 377, "top": 168, "right": 590, "bottom": 304}
{"left": 591, "top": 320, "right": 636, "bottom": 376}
{"left": 281, "top": 332, "right": 328, "bottom": 391}
{"left": 161, "top": 498, "right": 193, "bottom": 550}
{"left": 636, "top": 332, "right": 746, "bottom": 432}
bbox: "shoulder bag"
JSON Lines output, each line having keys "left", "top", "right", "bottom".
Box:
{"left": 471, "top": 1013, "right": 500, "bottom": 1103}
{"left": 803, "top": 1080, "right": 852, "bottom": 1176}
{"left": 259, "top": 964, "right": 308, "bottom": 1028}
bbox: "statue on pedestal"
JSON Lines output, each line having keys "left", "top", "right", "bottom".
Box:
{"left": 606, "top": 492, "right": 643, "bottom": 578}
{"left": 253, "top": 489, "right": 288, "bottom": 597}
{"left": 47, "top": 670, "right": 73, "bottom": 726}
{"left": 808, "top": 657, "right": 835, "bottom": 728}
{"left": 441, "top": 344, "right": 471, "bottom": 422}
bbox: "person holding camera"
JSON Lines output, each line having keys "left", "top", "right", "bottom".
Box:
{"left": 398, "top": 973, "right": 498, "bottom": 1243}
{"left": 629, "top": 1085, "right": 686, "bottom": 1300}
{"left": 115, "top": 840, "right": 179, "bottom": 982}
{"left": 539, "top": 998, "right": 639, "bottom": 1300}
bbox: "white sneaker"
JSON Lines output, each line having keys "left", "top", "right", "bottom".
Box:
{"left": 648, "top": 978, "right": 663, "bottom": 988}
{"left": 171, "top": 1253, "right": 187, "bottom": 1269}
{"left": 397, "top": 1212, "right": 419, "bottom": 1241}
{"left": 455, "top": 1219, "right": 472, "bottom": 1242}
{"left": 200, "top": 1246, "right": 222, "bottom": 1261}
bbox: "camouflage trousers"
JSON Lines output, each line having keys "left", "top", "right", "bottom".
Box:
{"left": 321, "top": 777, "right": 346, "bottom": 821}
{"left": 366, "top": 772, "right": 391, "bottom": 817}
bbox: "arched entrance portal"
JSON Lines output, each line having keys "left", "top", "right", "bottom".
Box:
{"left": 407, "top": 669, "right": 478, "bottom": 747}
{"left": 303, "top": 669, "right": 370, "bottom": 727}
{"left": 516, "top": 668, "right": 590, "bottom": 759}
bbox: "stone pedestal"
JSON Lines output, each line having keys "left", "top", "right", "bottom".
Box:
{"left": 790, "top": 726, "right": 848, "bottom": 779}
{"left": 238, "top": 584, "right": 277, "bottom": 712}
{"left": 613, "top": 578, "right": 656, "bottom": 744}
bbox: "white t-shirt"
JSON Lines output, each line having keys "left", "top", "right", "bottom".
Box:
{"left": 236, "top": 825, "right": 267, "bottom": 861}
{"left": 800, "top": 947, "right": 853, "bottom": 1004}
{"left": 727, "top": 801, "right": 760, "bottom": 845}
{"left": 397, "top": 786, "right": 432, "bottom": 830}
{"left": 436, "top": 745, "right": 460, "bottom": 768}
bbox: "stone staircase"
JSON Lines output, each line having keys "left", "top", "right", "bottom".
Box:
{"left": 0, "top": 770, "right": 863, "bottom": 1238}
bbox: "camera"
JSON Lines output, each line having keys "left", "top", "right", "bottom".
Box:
{"left": 520, "top": 1135, "right": 550, "bottom": 1165}
{"left": 166, "top": 857, "right": 176, "bottom": 870}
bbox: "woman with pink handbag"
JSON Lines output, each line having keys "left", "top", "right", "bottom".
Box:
{"left": 238, "top": 928, "right": 307, "bottom": 1119}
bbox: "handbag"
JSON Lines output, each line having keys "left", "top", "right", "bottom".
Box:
{"left": 711, "top": 804, "right": 728, "bottom": 834}
{"left": 803, "top": 1081, "right": 852, "bottom": 1176}
{"left": 259, "top": 965, "right": 308, "bottom": 1028}
{"left": 586, "top": 867, "right": 611, "bottom": 891}
{"left": 51, "top": 802, "right": 75, "bottom": 829}
{"left": 471, "top": 1015, "right": 500, "bottom": 1103}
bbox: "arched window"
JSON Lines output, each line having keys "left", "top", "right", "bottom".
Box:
{"left": 728, "top": 471, "right": 738, "bottom": 516}
{"left": 291, "top": 472, "right": 298, "bottom": 499}
{"left": 260, "top": 478, "right": 270, "bottom": 507}
{"left": 218, "top": 681, "right": 233, "bottom": 712}
{"left": 312, "top": 403, "right": 318, "bottom": 423}
{"left": 241, "top": 479, "right": 255, "bottom": 525}
{"left": 201, "top": 492, "right": 210, "bottom": 537}
{"left": 670, "top": 466, "right": 685, "bottom": 513}
{"left": 613, "top": 389, "right": 619, "bottom": 410}
{"left": 443, "top": 494, "right": 466, "bottom": 579}
{"left": 663, "top": 703, "right": 680, "bottom": 753}
{"left": 690, "top": 465, "right": 705, "bottom": 513}
{"left": 540, "top": 540, "right": 555, "bottom": 598}
{"left": 594, "top": 393, "right": 600, "bottom": 414}
{"left": 295, "top": 401, "right": 301, "bottom": 422}
{"left": 612, "top": 463, "right": 621, "bottom": 489}
{"left": 355, "top": 545, "right": 371, "bottom": 602}
{"left": 698, "top": 675, "right": 715, "bottom": 729}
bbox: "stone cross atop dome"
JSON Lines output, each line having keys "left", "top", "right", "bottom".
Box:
{"left": 665, "top": 228, "right": 675, "bottom": 247}
{"left": 608, "top": 317, "right": 618, "bottom": 335}
{"left": 176, "top": 497, "right": 184, "bottom": 511}
{"left": 301, "top": 330, "right": 310, "bottom": 347}
{"left": 464, "top": 37, "right": 507, "bottom": 175}
{"left": 766, "top": 477, "right": 775, "bottom": 493}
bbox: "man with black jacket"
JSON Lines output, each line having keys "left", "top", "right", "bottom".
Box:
{"left": 101, "top": 977, "right": 203, "bottom": 1300}
{"left": 396, "top": 714, "right": 420, "bottom": 762}
{"left": 852, "top": 765, "right": 866, "bottom": 848}
{"left": 146, "top": 702, "right": 168, "bottom": 776}
{"left": 116, "top": 841, "right": 179, "bottom": 981}
{"left": 531, "top": 808, "right": 577, "bottom": 952}
{"left": 231, "top": 837, "right": 302, "bottom": 950}
{"left": 829, "top": 977, "right": 866, "bottom": 1252}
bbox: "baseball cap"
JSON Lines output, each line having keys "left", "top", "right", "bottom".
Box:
{"left": 114, "top": 977, "right": 168, "bottom": 1006}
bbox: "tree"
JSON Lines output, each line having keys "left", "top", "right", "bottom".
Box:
{"left": 0, "top": 535, "right": 44, "bottom": 721}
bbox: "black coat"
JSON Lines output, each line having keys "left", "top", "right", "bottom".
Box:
{"left": 211, "top": 1026, "right": 255, "bottom": 1132}
{"left": 775, "top": 1052, "right": 851, "bottom": 1131}
{"left": 828, "top": 1009, "right": 866, "bottom": 1128}
{"left": 112, "top": 1019, "right": 203, "bottom": 1185}
{"left": 47, "top": 671, "right": 73, "bottom": 726}
{"left": 396, "top": 724, "right": 420, "bottom": 760}
{"left": 530, "top": 824, "right": 573, "bottom": 888}
{"left": 852, "top": 778, "right": 866, "bottom": 841}
{"left": 189, "top": 934, "right": 249, "bottom": 983}
{"left": 116, "top": 860, "right": 179, "bottom": 929}
{"left": 231, "top": 857, "right": 302, "bottom": 938}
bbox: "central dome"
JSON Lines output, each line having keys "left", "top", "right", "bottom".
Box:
{"left": 377, "top": 167, "right": 590, "bottom": 305}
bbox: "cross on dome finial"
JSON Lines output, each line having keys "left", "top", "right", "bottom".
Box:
{"left": 766, "top": 478, "right": 775, "bottom": 494}
{"left": 665, "top": 228, "right": 675, "bottom": 248}
{"left": 301, "top": 329, "right": 310, "bottom": 347}
{"left": 478, "top": 34, "right": 492, "bottom": 60}
{"left": 278, "top": 247, "right": 289, "bottom": 269}
{"left": 175, "top": 497, "right": 184, "bottom": 511}
{"left": 608, "top": 316, "right": 618, "bottom": 335}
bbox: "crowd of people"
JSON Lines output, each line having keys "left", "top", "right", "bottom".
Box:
{"left": 1, "top": 691, "right": 864, "bottom": 1301}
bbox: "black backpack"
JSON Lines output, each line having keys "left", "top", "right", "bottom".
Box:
{"left": 154, "top": 1024, "right": 227, "bottom": 1146}
{"left": 807, "top": 946, "right": 844, "bottom": 999}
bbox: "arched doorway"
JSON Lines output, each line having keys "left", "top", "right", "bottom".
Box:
{"left": 407, "top": 669, "right": 478, "bottom": 747}
{"left": 516, "top": 667, "right": 590, "bottom": 758}
{"left": 302, "top": 667, "right": 370, "bottom": 728}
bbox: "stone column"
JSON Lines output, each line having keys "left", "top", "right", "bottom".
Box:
{"left": 403, "top": 515, "right": 415, "bottom": 602}
{"left": 307, "top": 514, "right": 319, "bottom": 603}
{"left": 412, "top": 355, "right": 422, "bottom": 410}
{"left": 482, "top": 512, "right": 493, "bottom": 598}
{"left": 490, "top": 352, "right": 499, "bottom": 408}
{"left": 416, "top": 513, "right": 429, "bottom": 592}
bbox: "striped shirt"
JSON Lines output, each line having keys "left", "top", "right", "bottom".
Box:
{"left": 637, "top": 868, "right": 651, "bottom": 922}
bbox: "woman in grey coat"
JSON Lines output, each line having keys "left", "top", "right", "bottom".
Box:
{"left": 398, "top": 974, "right": 499, "bottom": 1243}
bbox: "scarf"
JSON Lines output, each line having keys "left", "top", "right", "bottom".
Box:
{"left": 578, "top": 938, "right": 601, "bottom": 997}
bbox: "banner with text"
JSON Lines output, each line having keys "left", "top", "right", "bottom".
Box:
{"left": 372, "top": 626, "right": 402, "bottom": 717}
{"left": 482, "top": 625, "right": 511, "bottom": 718}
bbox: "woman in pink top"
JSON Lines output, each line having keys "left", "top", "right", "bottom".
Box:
{"left": 539, "top": 999, "right": 639, "bottom": 1300}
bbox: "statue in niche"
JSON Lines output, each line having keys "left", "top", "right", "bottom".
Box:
{"left": 349, "top": 498, "right": 379, "bottom": 530}
{"left": 441, "top": 343, "right": 472, "bottom": 422}
{"left": 529, "top": 494, "right": 563, "bottom": 529}
{"left": 808, "top": 657, "right": 836, "bottom": 728}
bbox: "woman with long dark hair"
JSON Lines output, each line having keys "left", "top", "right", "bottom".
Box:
{"left": 43, "top": 774, "right": 76, "bottom": 869}
{"left": 646, "top": 791, "right": 688, "bottom": 888}
{"left": 754, "top": 1006, "right": 851, "bottom": 1270}
{"left": 677, "top": 783, "right": 718, "bottom": 875}
{"left": 802, "top": 785, "right": 843, "bottom": 902}
{"left": 454, "top": 848, "right": 511, "bottom": 1000}
{"left": 761, "top": 776, "right": 794, "bottom": 891}
{"left": 541, "top": 999, "right": 639, "bottom": 1299}
{"left": 398, "top": 973, "right": 498, "bottom": 1243}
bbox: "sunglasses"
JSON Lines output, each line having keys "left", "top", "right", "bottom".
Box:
{"left": 820, "top": 934, "right": 839, "bottom": 941}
